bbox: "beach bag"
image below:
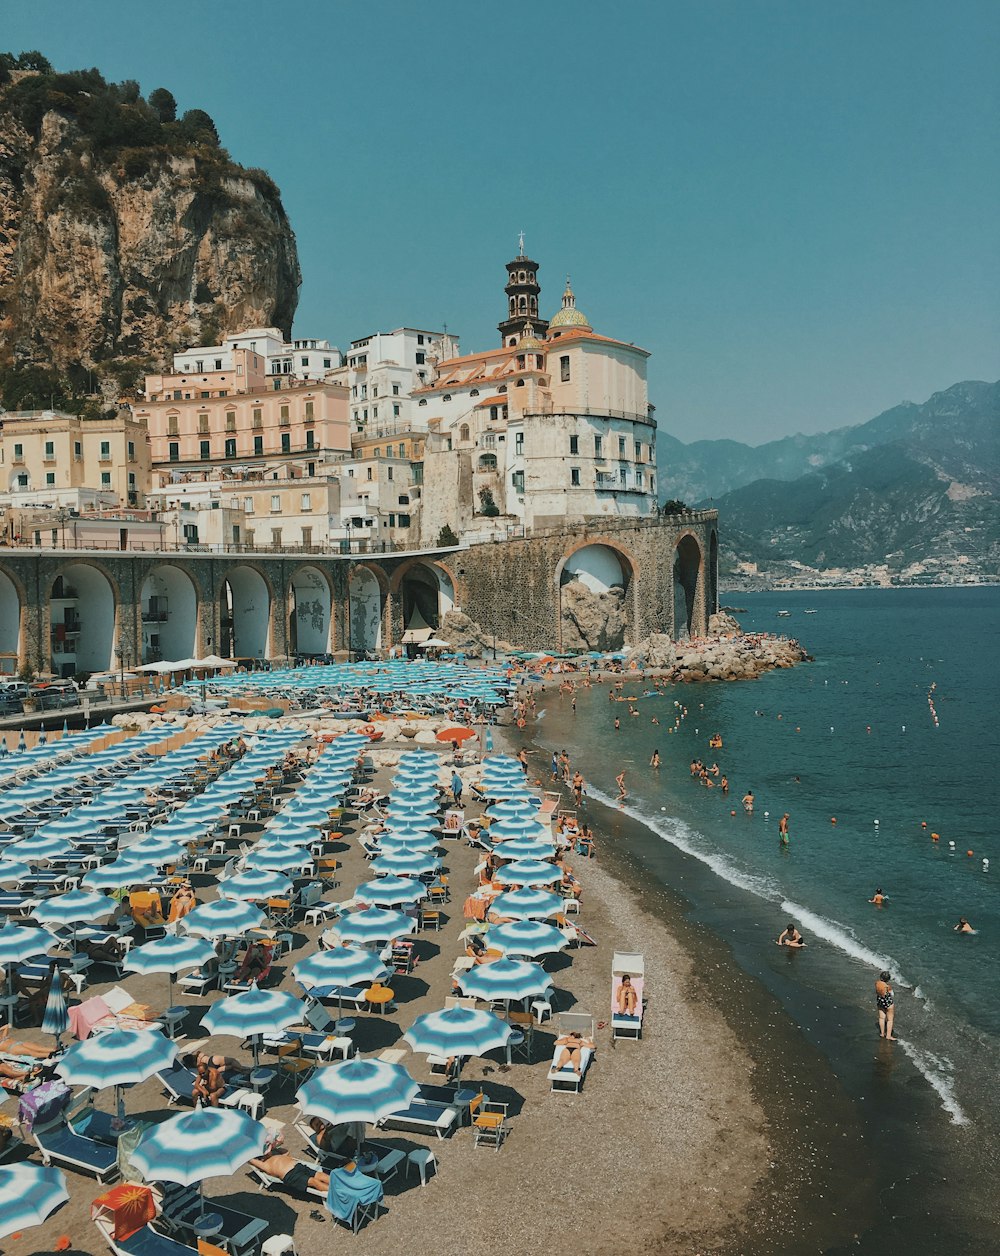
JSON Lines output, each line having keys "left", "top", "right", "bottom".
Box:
{"left": 18, "top": 1079, "right": 71, "bottom": 1131}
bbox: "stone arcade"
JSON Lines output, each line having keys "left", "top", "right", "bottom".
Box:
{"left": 0, "top": 513, "right": 717, "bottom": 676}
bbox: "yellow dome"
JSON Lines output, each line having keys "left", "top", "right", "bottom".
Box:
{"left": 517, "top": 322, "right": 545, "bottom": 352}
{"left": 549, "top": 305, "right": 591, "bottom": 329}
{"left": 549, "top": 276, "right": 591, "bottom": 331}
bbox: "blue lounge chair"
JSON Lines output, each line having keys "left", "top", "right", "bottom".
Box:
{"left": 32, "top": 1115, "right": 120, "bottom": 1180}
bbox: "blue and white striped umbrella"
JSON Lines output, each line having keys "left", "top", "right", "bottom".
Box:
{"left": 243, "top": 844, "right": 311, "bottom": 874}
{"left": 8, "top": 834, "right": 71, "bottom": 862}
{"left": 403, "top": 1005, "right": 512, "bottom": 1059}
{"left": 200, "top": 983, "right": 305, "bottom": 1041}
{"left": 334, "top": 907, "right": 416, "bottom": 945}
{"left": 296, "top": 1059, "right": 418, "bottom": 1126}
{"left": 33, "top": 889, "right": 114, "bottom": 928}
{"left": 127, "top": 837, "right": 189, "bottom": 864}
{"left": 494, "top": 838, "right": 556, "bottom": 861}
{"left": 0, "top": 1163, "right": 69, "bottom": 1241}
{"left": 487, "top": 801, "right": 539, "bottom": 822}
{"left": 131, "top": 1107, "right": 266, "bottom": 1187}
{"left": 460, "top": 957, "right": 554, "bottom": 1003}
{"left": 489, "top": 819, "right": 553, "bottom": 842}
{"left": 0, "top": 920, "right": 52, "bottom": 964}
{"left": 56, "top": 1028, "right": 177, "bottom": 1120}
{"left": 218, "top": 869, "right": 293, "bottom": 901}
{"left": 181, "top": 898, "right": 266, "bottom": 938}
{"left": 354, "top": 875, "right": 428, "bottom": 908}
{"left": 486, "top": 919, "right": 569, "bottom": 957}
{"left": 41, "top": 967, "right": 68, "bottom": 1044}
{"left": 0, "top": 860, "right": 32, "bottom": 883}
{"left": 489, "top": 887, "right": 564, "bottom": 921}
{"left": 292, "top": 947, "right": 389, "bottom": 991}
{"left": 494, "top": 859, "right": 561, "bottom": 887}
{"left": 369, "top": 850, "right": 440, "bottom": 878}
{"left": 375, "top": 832, "right": 438, "bottom": 854}
{"left": 81, "top": 859, "right": 159, "bottom": 891}
{"left": 124, "top": 933, "right": 216, "bottom": 977}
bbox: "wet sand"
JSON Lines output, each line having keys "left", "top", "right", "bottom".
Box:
{"left": 8, "top": 711, "right": 865, "bottom": 1255}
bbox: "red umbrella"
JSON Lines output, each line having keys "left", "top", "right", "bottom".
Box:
{"left": 436, "top": 727, "right": 476, "bottom": 743}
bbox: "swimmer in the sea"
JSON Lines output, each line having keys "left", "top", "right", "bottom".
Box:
{"left": 953, "top": 917, "right": 975, "bottom": 934}
{"left": 869, "top": 888, "right": 886, "bottom": 906}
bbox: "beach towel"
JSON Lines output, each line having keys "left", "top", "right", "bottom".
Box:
{"left": 18, "top": 1079, "right": 71, "bottom": 1131}
{"left": 326, "top": 1165, "right": 383, "bottom": 1222}
{"left": 69, "top": 995, "right": 111, "bottom": 1040}
{"left": 91, "top": 1183, "right": 156, "bottom": 1240}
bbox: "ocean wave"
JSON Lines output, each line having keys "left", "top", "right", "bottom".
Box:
{"left": 587, "top": 783, "right": 780, "bottom": 899}
{"left": 898, "top": 1041, "right": 968, "bottom": 1126}
{"left": 780, "top": 899, "right": 913, "bottom": 989}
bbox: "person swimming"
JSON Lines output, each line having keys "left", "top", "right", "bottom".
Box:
{"left": 954, "top": 917, "right": 975, "bottom": 934}
{"left": 869, "top": 888, "right": 887, "bottom": 906}
{"left": 776, "top": 923, "right": 805, "bottom": 947}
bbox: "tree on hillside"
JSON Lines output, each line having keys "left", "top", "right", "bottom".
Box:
{"left": 660, "top": 499, "right": 689, "bottom": 515}
{"left": 179, "top": 108, "right": 219, "bottom": 145}
{"left": 16, "top": 51, "right": 52, "bottom": 71}
{"left": 148, "top": 87, "right": 176, "bottom": 122}
{"left": 436, "top": 524, "right": 460, "bottom": 548}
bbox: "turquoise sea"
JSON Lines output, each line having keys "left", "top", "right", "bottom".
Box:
{"left": 531, "top": 586, "right": 1000, "bottom": 1248}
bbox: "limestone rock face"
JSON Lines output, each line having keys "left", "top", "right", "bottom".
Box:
{"left": 560, "top": 579, "right": 627, "bottom": 653}
{"left": 0, "top": 106, "right": 300, "bottom": 376}
{"left": 708, "top": 612, "right": 741, "bottom": 636}
{"left": 434, "top": 607, "right": 507, "bottom": 658}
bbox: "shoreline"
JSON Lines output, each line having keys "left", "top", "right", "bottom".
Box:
{"left": 497, "top": 718, "right": 874, "bottom": 1254}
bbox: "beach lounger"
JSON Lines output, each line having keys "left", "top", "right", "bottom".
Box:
{"left": 548, "top": 1011, "right": 597, "bottom": 1093}
{"left": 312, "top": 984, "right": 370, "bottom": 1014}
{"left": 155, "top": 1062, "right": 244, "bottom": 1107}
{"left": 32, "top": 1114, "right": 120, "bottom": 1180}
{"left": 611, "top": 951, "right": 645, "bottom": 1041}
{"left": 158, "top": 1183, "right": 267, "bottom": 1256}
{"left": 377, "top": 1098, "right": 460, "bottom": 1140}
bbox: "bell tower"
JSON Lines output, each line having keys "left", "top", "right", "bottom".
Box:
{"left": 498, "top": 233, "right": 549, "bottom": 347}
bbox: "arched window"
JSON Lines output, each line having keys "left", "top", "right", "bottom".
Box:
{"left": 459, "top": 424, "right": 470, "bottom": 442}
{"left": 518, "top": 296, "right": 527, "bottom": 313}
{"left": 529, "top": 296, "right": 537, "bottom": 313}
{"left": 518, "top": 270, "right": 526, "bottom": 282}
{"left": 516, "top": 379, "right": 525, "bottom": 388}
{"left": 479, "top": 453, "right": 497, "bottom": 471}
{"left": 498, "top": 384, "right": 507, "bottom": 393}
{"left": 509, "top": 297, "right": 515, "bottom": 315}
{"left": 470, "top": 388, "right": 479, "bottom": 396}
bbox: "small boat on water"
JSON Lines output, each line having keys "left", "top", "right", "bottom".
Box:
{"left": 777, "top": 610, "right": 791, "bottom": 618}
{"left": 804, "top": 608, "right": 818, "bottom": 614}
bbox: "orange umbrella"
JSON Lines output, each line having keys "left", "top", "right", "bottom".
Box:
{"left": 436, "top": 727, "right": 476, "bottom": 743}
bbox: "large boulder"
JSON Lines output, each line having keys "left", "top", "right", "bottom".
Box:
{"left": 708, "top": 612, "right": 742, "bottom": 637}
{"left": 560, "top": 579, "right": 627, "bottom": 653}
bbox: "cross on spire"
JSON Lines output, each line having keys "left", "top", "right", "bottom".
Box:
{"left": 518, "top": 229, "right": 525, "bottom": 257}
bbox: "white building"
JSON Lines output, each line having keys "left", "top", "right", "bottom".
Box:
{"left": 415, "top": 256, "right": 657, "bottom": 545}
{"left": 346, "top": 328, "right": 460, "bottom": 436}
{"left": 171, "top": 328, "right": 342, "bottom": 382}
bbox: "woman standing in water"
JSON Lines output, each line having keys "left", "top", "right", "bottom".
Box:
{"left": 875, "top": 971, "right": 897, "bottom": 1041}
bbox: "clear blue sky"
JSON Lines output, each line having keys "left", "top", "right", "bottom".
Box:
{"left": 5, "top": 1, "right": 998, "bottom": 443}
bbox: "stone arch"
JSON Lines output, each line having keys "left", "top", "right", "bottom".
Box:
{"left": 673, "top": 533, "right": 704, "bottom": 639}
{"left": 555, "top": 541, "right": 636, "bottom": 653}
{"left": 219, "top": 564, "right": 272, "bottom": 661}
{"left": 288, "top": 564, "right": 332, "bottom": 657}
{"left": 140, "top": 564, "right": 198, "bottom": 664}
{"left": 349, "top": 564, "right": 385, "bottom": 654}
{"left": 393, "top": 559, "right": 456, "bottom": 631}
{"left": 0, "top": 569, "right": 22, "bottom": 668}
{"left": 50, "top": 561, "right": 117, "bottom": 678}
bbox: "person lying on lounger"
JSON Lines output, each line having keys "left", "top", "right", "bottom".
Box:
{"left": 307, "top": 1116, "right": 358, "bottom": 1158}
{"left": 466, "top": 935, "right": 493, "bottom": 965}
{"left": 249, "top": 1148, "right": 330, "bottom": 1197}
{"left": 554, "top": 1030, "right": 595, "bottom": 1077}
{"left": 616, "top": 974, "right": 639, "bottom": 1016}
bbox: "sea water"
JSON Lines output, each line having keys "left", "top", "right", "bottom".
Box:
{"left": 531, "top": 586, "right": 1000, "bottom": 1222}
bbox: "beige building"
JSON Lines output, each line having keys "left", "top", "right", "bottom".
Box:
{"left": 138, "top": 355, "right": 350, "bottom": 477}
{"left": 0, "top": 409, "right": 152, "bottom": 508}
{"left": 415, "top": 257, "right": 657, "bottom": 545}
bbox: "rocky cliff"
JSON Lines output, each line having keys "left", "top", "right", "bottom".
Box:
{"left": 0, "top": 63, "right": 300, "bottom": 389}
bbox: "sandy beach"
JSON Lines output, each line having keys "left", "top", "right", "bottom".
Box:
{"left": 1, "top": 651, "right": 897, "bottom": 1256}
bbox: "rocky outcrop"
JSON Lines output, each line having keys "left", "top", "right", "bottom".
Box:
{"left": 708, "top": 611, "right": 742, "bottom": 636}
{"left": 435, "top": 610, "right": 503, "bottom": 658}
{"left": 627, "top": 631, "right": 808, "bottom": 681}
{"left": 560, "top": 578, "right": 627, "bottom": 652}
{"left": 0, "top": 78, "right": 300, "bottom": 381}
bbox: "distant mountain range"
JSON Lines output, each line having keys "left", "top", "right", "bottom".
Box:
{"left": 658, "top": 381, "right": 1000, "bottom": 577}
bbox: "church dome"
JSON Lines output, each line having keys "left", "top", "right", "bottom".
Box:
{"left": 548, "top": 277, "right": 591, "bottom": 332}
{"left": 517, "top": 323, "right": 545, "bottom": 353}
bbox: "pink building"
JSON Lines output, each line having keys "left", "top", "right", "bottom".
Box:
{"left": 137, "top": 352, "right": 350, "bottom": 476}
